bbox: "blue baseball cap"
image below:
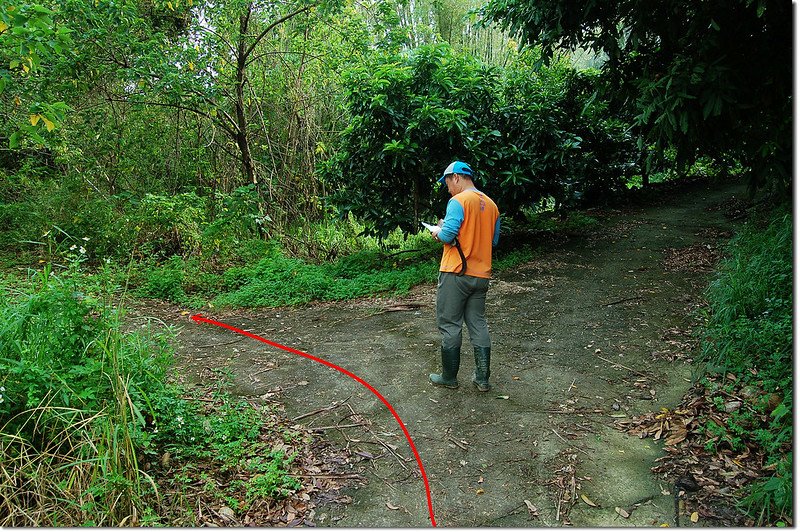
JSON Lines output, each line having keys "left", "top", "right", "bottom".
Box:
{"left": 437, "top": 161, "right": 473, "bottom": 184}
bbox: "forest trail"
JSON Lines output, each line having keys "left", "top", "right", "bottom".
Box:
{"left": 140, "top": 178, "right": 747, "bottom": 527}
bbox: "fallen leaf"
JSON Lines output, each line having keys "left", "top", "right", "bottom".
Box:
{"left": 477, "top": 476, "right": 484, "bottom": 483}
{"left": 580, "top": 493, "right": 598, "bottom": 507}
{"left": 690, "top": 512, "right": 699, "bottom": 523}
{"left": 665, "top": 426, "right": 688, "bottom": 446}
{"left": 476, "top": 488, "right": 485, "bottom": 495}
{"left": 297, "top": 380, "right": 309, "bottom": 386}
{"left": 496, "top": 395, "right": 510, "bottom": 400}
{"left": 524, "top": 500, "right": 539, "bottom": 516}
{"left": 615, "top": 507, "right": 630, "bottom": 518}
{"left": 386, "top": 502, "right": 400, "bottom": 510}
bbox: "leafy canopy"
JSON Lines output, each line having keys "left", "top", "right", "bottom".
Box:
{"left": 479, "top": 0, "right": 792, "bottom": 193}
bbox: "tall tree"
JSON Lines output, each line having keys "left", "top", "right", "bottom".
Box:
{"left": 0, "top": 1, "right": 73, "bottom": 148}
{"left": 480, "top": 0, "right": 792, "bottom": 195}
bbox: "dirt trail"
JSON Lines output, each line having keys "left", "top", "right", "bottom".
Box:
{"left": 143, "top": 178, "right": 746, "bottom": 527}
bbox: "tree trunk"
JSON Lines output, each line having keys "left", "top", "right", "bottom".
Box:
{"left": 236, "top": 10, "right": 257, "bottom": 188}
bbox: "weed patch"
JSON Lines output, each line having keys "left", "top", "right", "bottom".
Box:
{"left": 0, "top": 267, "right": 355, "bottom": 526}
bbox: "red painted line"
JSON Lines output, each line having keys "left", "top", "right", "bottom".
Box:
{"left": 191, "top": 314, "right": 437, "bottom": 527}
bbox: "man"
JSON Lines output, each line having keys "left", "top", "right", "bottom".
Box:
{"left": 428, "top": 161, "right": 500, "bottom": 392}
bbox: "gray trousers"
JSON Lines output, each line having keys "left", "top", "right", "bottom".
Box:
{"left": 436, "top": 272, "right": 491, "bottom": 351}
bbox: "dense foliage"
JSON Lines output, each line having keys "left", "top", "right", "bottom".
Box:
{"left": 700, "top": 206, "right": 792, "bottom": 524}
{"left": 0, "top": 0, "right": 791, "bottom": 525}
{"left": 0, "top": 268, "right": 309, "bottom": 525}
{"left": 325, "top": 43, "right": 635, "bottom": 238}
{"left": 480, "top": 0, "right": 792, "bottom": 195}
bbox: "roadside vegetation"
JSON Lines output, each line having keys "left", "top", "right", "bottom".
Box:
{"left": 0, "top": 264, "right": 349, "bottom": 526}
{"left": 0, "top": 0, "right": 790, "bottom": 526}
{"left": 700, "top": 206, "right": 792, "bottom": 524}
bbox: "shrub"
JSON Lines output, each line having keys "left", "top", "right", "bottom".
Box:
{"left": 325, "top": 43, "right": 637, "bottom": 238}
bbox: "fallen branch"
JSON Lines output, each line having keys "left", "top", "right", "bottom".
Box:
{"left": 448, "top": 437, "right": 468, "bottom": 451}
{"left": 250, "top": 365, "right": 277, "bottom": 378}
{"left": 294, "top": 473, "right": 363, "bottom": 480}
{"left": 551, "top": 428, "right": 591, "bottom": 457}
{"left": 310, "top": 422, "right": 369, "bottom": 431}
{"left": 293, "top": 398, "right": 349, "bottom": 422}
{"left": 601, "top": 296, "right": 644, "bottom": 307}
{"left": 595, "top": 354, "right": 650, "bottom": 378}
{"left": 478, "top": 502, "right": 526, "bottom": 526}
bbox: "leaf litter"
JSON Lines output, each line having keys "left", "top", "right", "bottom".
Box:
{"left": 616, "top": 380, "right": 789, "bottom": 526}
{"left": 146, "top": 388, "right": 361, "bottom": 527}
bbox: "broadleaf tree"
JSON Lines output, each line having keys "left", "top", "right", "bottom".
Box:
{"left": 324, "top": 43, "right": 636, "bottom": 238}
{"left": 479, "top": 0, "right": 792, "bottom": 195}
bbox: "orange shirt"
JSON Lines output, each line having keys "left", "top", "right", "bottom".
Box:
{"left": 439, "top": 190, "right": 499, "bottom": 279}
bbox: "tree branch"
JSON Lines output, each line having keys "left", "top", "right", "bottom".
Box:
{"left": 242, "top": 4, "right": 316, "bottom": 61}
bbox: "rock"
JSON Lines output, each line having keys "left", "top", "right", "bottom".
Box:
{"left": 724, "top": 400, "right": 742, "bottom": 413}
{"left": 219, "top": 506, "right": 236, "bottom": 522}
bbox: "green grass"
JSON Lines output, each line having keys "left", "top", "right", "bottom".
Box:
{"left": 0, "top": 266, "right": 311, "bottom": 525}
{"left": 700, "top": 204, "right": 792, "bottom": 525}
{"left": 130, "top": 220, "right": 553, "bottom": 309}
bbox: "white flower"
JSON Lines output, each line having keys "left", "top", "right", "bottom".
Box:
{"left": 0, "top": 395, "right": 4, "bottom": 404}
{"left": 0, "top": 386, "right": 5, "bottom": 392}
{"left": 69, "top": 245, "right": 77, "bottom": 251}
{"left": 82, "top": 237, "right": 90, "bottom": 241}
{"left": 176, "top": 416, "right": 184, "bottom": 425}
{"left": 79, "top": 246, "right": 86, "bottom": 254}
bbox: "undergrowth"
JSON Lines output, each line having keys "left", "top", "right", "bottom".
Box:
{"left": 131, "top": 221, "right": 555, "bottom": 309}
{"left": 0, "top": 267, "right": 309, "bottom": 526}
{"left": 699, "top": 204, "right": 792, "bottom": 525}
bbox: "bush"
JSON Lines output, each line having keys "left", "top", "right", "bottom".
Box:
{"left": 214, "top": 244, "right": 440, "bottom": 308}
{"left": 325, "top": 43, "right": 637, "bottom": 238}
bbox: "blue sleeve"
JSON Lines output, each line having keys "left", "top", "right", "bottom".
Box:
{"left": 493, "top": 216, "right": 501, "bottom": 247}
{"left": 438, "top": 199, "right": 464, "bottom": 244}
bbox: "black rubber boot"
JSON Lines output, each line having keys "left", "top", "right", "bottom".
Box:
{"left": 472, "top": 346, "right": 491, "bottom": 392}
{"left": 429, "top": 346, "right": 460, "bottom": 388}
